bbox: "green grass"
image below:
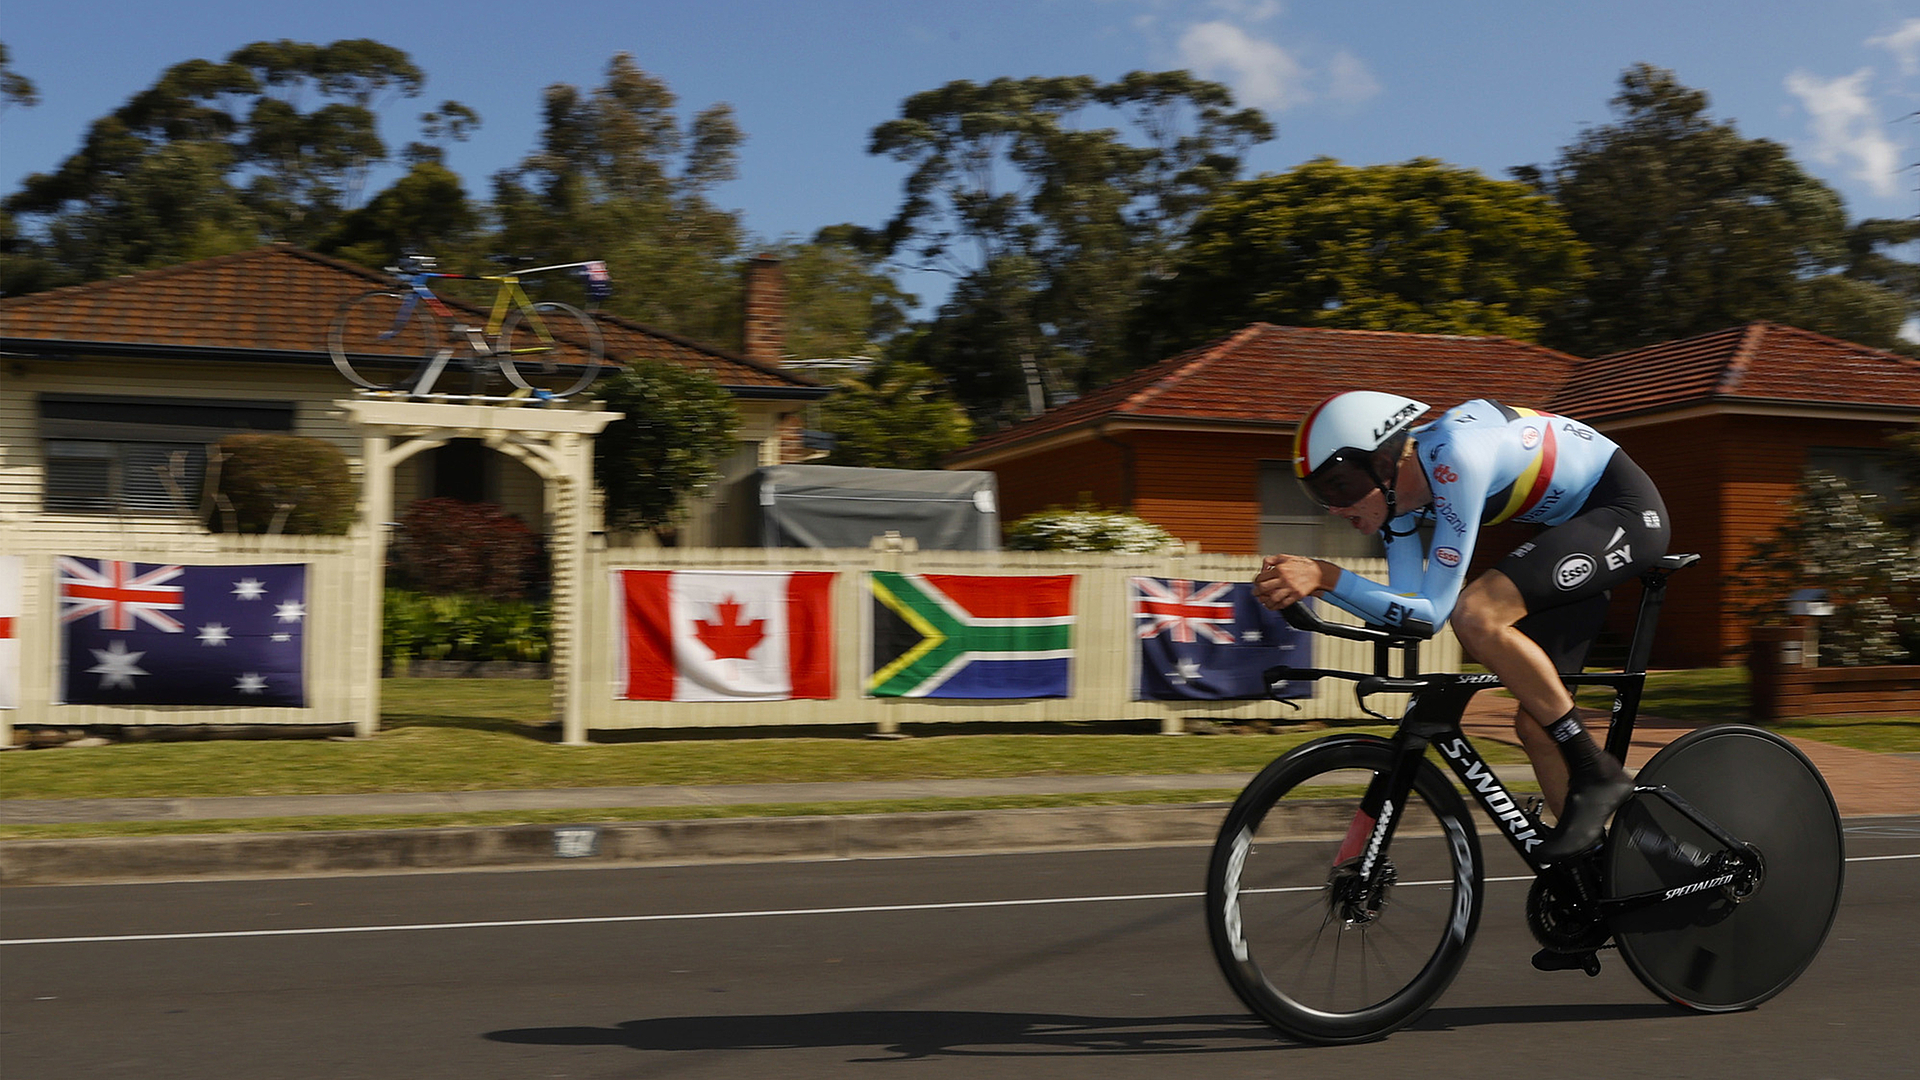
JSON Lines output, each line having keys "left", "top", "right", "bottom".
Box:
{"left": 10, "top": 677, "right": 1497, "bottom": 802}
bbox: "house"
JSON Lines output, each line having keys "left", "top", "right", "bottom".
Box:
{"left": 945, "top": 321, "right": 1920, "bottom": 668}
{"left": 945, "top": 323, "right": 1585, "bottom": 559}
{"left": 1550, "top": 321, "right": 1920, "bottom": 667}
{"left": 0, "top": 245, "right": 828, "bottom": 541}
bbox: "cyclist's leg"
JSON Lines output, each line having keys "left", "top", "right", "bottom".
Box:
{"left": 1484, "top": 454, "right": 1671, "bottom": 859}
{"left": 1511, "top": 590, "right": 1612, "bottom": 814}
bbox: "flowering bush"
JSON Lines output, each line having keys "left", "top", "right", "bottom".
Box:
{"left": 389, "top": 498, "right": 545, "bottom": 601}
{"left": 1732, "top": 471, "right": 1919, "bottom": 665}
{"left": 1005, "top": 504, "right": 1178, "bottom": 553}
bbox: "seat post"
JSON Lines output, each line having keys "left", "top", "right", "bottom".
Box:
{"left": 1623, "top": 571, "right": 1673, "bottom": 677}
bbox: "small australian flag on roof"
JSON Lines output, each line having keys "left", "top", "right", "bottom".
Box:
{"left": 56, "top": 557, "right": 307, "bottom": 707}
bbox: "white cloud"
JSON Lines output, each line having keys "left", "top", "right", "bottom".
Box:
{"left": 1179, "top": 20, "right": 1311, "bottom": 111}
{"left": 1867, "top": 18, "right": 1920, "bottom": 77}
{"left": 1784, "top": 68, "right": 1902, "bottom": 198}
{"left": 1175, "top": 19, "right": 1377, "bottom": 113}
{"left": 1326, "top": 49, "right": 1382, "bottom": 107}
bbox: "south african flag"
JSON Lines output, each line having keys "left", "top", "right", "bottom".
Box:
{"left": 867, "top": 571, "right": 1075, "bottom": 698}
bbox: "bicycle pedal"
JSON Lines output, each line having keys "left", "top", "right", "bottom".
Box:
{"left": 1530, "top": 948, "right": 1602, "bottom": 977}
{"left": 1523, "top": 795, "right": 1545, "bottom": 817}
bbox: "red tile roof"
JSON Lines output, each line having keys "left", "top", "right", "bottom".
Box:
{"left": 949, "top": 323, "right": 1585, "bottom": 462}
{"left": 1552, "top": 321, "right": 1920, "bottom": 419}
{"left": 0, "top": 245, "right": 823, "bottom": 397}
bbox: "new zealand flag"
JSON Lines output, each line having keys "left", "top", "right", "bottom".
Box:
{"left": 1132, "top": 577, "right": 1312, "bottom": 701}
{"left": 56, "top": 557, "right": 307, "bottom": 706}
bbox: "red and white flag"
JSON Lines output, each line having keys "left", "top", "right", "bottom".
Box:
{"left": 617, "top": 570, "right": 834, "bottom": 701}
{"left": 0, "top": 555, "right": 19, "bottom": 709}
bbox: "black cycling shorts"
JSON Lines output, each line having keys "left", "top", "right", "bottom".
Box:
{"left": 1495, "top": 450, "right": 1671, "bottom": 673}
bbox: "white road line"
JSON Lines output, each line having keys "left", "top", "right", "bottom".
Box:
{"left": 6, "top": 854, "right": 1913, "bottom": 948}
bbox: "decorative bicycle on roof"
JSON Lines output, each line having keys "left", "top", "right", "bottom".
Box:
{"left": 326, "top": 254, "right": 609, "bottom": 400}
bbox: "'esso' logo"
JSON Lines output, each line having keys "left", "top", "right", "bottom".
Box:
{"left": 1434, "top": 547, "right": 1462, "bottom": 567}
{"left": 1554, "top": 554, "right": 1595, "bottom": 590}
{"left": 1521, "top": 426, "right": 1541, "bottom": 450}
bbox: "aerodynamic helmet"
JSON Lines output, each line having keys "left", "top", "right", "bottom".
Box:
{"left": 1291, "top": 391, "right": 1431, "bottom": 508}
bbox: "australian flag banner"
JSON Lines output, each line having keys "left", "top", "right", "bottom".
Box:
{"left": 1131, "top": 577, "right": 1312, "bottom": 701}
{"left": 56, "top": 557, "right": 308, "bottom": 707}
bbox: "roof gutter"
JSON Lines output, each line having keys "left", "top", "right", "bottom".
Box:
{"left": 1, "top": 338, "right": 832, "bottom": 402}
{"left": 1588, "top": 397, "right": 1920, "bottom": 432}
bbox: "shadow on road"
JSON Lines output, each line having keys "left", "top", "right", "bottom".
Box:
{"left": 1413, "top": 1001, "right": 1682, "bottom": 1030}
{"left": 487, "top": 1011, "right": 1285, "bottom": 1059}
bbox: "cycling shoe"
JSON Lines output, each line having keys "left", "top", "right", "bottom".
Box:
{"left": 1535, "top": 770, "right": 1635, "bottom": 863}
{"left": 1531, "top": 948, "right": 1602, "bottom": 976}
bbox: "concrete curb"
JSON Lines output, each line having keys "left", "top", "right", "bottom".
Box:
{"left": 0, "top": 803, "right": 1253, "bottom": 886}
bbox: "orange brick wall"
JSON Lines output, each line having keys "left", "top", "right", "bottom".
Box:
{"left": 1607, "top": 414, "right": 1903, "bottom": 668}
{"left": 991, "top": 439, "right": 1129, "bottom": 525}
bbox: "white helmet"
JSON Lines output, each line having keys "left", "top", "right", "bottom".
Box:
{"left": 1292, "top": 391, "right": 1430, "bottom": 508}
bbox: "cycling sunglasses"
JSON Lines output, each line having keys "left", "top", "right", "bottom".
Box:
{"left": 1300, "top": 452, "right": 1384, "bottom": 509}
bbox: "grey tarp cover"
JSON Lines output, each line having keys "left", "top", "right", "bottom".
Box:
{"left": 754, "top": 464, "right": 999, "bottom": 550}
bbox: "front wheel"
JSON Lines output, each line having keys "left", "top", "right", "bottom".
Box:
{"left": 1204, "top": 735, "right": 1483, "bottom": 1044}
{"left": 327, "top": 291, "right": 440, "bottom": 391}
{"left": 498, "top": 301, "right": 604, "bottom": 398}
{"left": 1606, "top": 724, "right": 1844, "bottom": 1012}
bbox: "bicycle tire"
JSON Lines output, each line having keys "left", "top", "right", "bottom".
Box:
{"left": 1606, "top": 724, "right": 1843, "bottom": 1012}
{"left": 1205, "top": 734, "right": 1483, "bottom": 1044}
{"left": 498, "top": 301, "right": 604, "bottom": 398}
{"left": 327, "top": 290, "right": 442, "bottom": 391}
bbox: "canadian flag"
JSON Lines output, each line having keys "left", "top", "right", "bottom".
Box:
{"left": 0, "top": 555, "right": 19, "bottom": 709}
{"left": 617, "top": 570, "right": 834, "bottom": 701}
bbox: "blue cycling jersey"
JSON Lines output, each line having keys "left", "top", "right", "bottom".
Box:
{"left": 1322, "top": 399, "right": 1620, "bottom": 635}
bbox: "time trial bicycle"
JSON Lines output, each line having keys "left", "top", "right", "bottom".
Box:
{"left": 327, "top": 254, "right": 608, "bottom": 400}
{"left": 1204, "top": 553, "right": 1845, "bottom": 1044}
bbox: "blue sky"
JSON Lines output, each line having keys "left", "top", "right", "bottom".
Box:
{"left": 4, "top": 0, "right": 1917, "bottom": 312}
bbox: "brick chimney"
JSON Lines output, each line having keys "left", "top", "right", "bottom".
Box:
{"left": 744, "top": 254, "right": 785, "bottom": 365}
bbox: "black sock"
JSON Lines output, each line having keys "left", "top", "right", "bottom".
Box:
{"left": 1545, "top": 709, "right": 1620, "bottom": 781}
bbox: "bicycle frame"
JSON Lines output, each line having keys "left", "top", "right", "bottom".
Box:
{"left": 1272, "top": 555, "right": 1748, "bottom": 921}
{"left": 378, "top": 261, "right": 600, "bottom": 396}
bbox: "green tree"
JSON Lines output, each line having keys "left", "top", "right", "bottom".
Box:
{"left": 1521, "top": 64, "right": 1916, "bottom": 356}
{"left": 492, "top": 54, "right": 747, "bottom": 346}
{"left": 591, "top": 360, "right": 740, "bottom": 537}
{"left": 5, "top": 39, "right": 446, "bottom": 279}
{"left": 1134, "top": 156, "right": 1588, "bottom": 356}
{"left": 771, "top": 226, "right": 917, "bottom": 361}
{"left": 0, "top": 41, "right": 38, "bottom": 117}
{"left": 869, "top": 71, "right": 1272, "bottom": 422}
{"left": 818, "top": 359, "right": 973, "bottom": 469}
{"left": 318, "top": 161, "right": 479, "bottom": 271}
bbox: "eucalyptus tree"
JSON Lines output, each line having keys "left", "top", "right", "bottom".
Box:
{"left": 869, "top": 71, "right": 1272, "bottom": 422}
{"left": 1519, "top": 64, "right": 1916, "bottom": 356}
{"left": 4, "top": 38, "right": 447, "bottom": 280}
{"left": 1134, "top": 156, "right": 1589, "bottom": 356}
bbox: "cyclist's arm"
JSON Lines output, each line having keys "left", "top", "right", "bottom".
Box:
{"left": 1320, "top": 443, "right": 1490, "bottom": 636}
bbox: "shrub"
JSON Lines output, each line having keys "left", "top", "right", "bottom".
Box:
{"left": 1006, "top": 501, "right": 1178, "bottom": 553}
{"left": 389, "top": 498, "right": 545, "bottom": 601}
{"left": 209, "top": 433, "right": 355, "bottom": 534}
{"left": 1732, "top": 471, "right": 1919, "bottom": 665}
{"left": 383, "top": 589, "right": 551, "bottom": 667}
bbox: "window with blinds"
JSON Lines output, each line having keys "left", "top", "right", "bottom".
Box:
{"left": 39, "top": 395, "right": 294, "bottom": 517}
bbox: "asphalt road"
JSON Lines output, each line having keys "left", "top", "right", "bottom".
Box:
{"left": 4, "top": 819, "right": 1918, "bottom": 1080}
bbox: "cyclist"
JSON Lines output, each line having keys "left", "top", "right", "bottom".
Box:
{"left": 1252, "top": 391, "right": 1671, "bottom": 862}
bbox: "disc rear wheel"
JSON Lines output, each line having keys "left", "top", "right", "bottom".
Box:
{"left": 1606, "top": 724, "right": 1843, "bottom": 1011}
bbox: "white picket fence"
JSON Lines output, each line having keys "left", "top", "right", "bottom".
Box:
{"left": 572, "top": 545, "right": 1457, "bottom": 738}
{"left": 0, "top": 531, "right": 378, "bottom": 742}
{"left": 1, "top": 530, "right": 1455, "bottom": 741}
